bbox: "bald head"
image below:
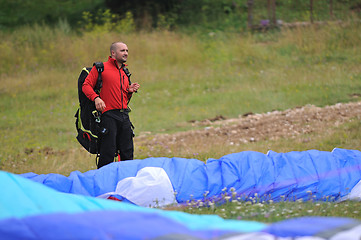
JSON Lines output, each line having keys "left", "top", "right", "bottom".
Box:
{"left": 110, "top": 42, "right": 126, "bottom": 56}
{"left": 110, "top": 42, "right": 129, "bottom": 65}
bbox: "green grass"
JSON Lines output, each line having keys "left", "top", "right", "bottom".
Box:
{"left": 0, "top": 23, "right": 360, "bottom": 170}
{"left": 169, "top": 194, "right": 361, "bottom": 223}
{"left": 0, "top": 21, "right": 361, "bottom": 222}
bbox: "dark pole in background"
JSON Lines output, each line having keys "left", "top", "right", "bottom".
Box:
{"left": 310, "top": 0, "right": 314, "bottom": 23}
{"left": 267, "top": 0, "right": 272, "bottom": 22}
{"left": 271, "top": 0, "right": 276, "bottom": 27}
{"left": 247, "top": 0, "right": 254, "bottom": 30}
{"left": 330, "top": 0, "right": 334, "bottom": 19}
{"left": 268, "top": 0, "right": 277, "bottom": 27}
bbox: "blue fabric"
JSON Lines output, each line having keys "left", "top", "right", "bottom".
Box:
{"left": 2, "top": 149, "right": 361, "bottom": 239}
{"left": 21, "top": 148, "right": 361, "bottom": 202}
{"left": 0, "top": 211, "right": 266, "bottom": 240}
{"left": 0, "top": 171, "right": 266, "bottom": 240}
{"left": 0, "top": 211, "right": 226, "bottom": 240}
{"left": 264, "top": 216, "right": 359, "bottom": 237}
{"left": 0, "top": 171, "right": 144, "bottom": 220}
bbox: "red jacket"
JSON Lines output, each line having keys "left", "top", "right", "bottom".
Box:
{"left": 82, "top": 57, "right": 133, "bottom": 113}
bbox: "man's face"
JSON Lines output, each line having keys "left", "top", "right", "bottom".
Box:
{"left": 113, "top": 43, "right": 128, "bottom": 64}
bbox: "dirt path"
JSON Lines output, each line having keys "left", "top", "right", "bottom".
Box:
{"left": 135, "top": 101, "right": 361, "bottom": 149}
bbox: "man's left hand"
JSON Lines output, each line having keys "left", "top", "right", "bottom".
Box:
{"left": 129, "top": 83, "right": 140, "bottom": 93}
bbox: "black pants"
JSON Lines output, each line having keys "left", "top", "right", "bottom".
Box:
{"left": 98, "top": 110, "right": 134, "bottom": 169}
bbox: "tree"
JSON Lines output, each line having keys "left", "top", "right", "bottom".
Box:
{"left": 0, "top": 0, "right": 105, "bottom": 29}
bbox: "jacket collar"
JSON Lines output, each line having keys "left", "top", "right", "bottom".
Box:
{"left": 108, "top": 56, "right": 128, "bottom": 69}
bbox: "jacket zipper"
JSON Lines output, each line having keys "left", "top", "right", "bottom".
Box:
{"left": 119, "top": 68, "right": 124, "bottom": 109}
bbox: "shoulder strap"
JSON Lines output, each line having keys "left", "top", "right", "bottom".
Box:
{"left": 93, "top": 62, "right": 104, "bottom": 93}
{"left": 122, "top": 66, "right": 132, "bottom": 85}
{"left": 122, "top": 66, "right": 135, "bottom": 105}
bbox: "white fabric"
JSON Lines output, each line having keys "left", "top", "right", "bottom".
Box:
{"left": 224, "top": 230, "right": 361, "bottom": 240}
{"left": 97, "top": 167, "right": 177, "bottom": 207}
{"left": 339, "top": 179, "right": 361, "bottom": 202}
{"left": 330, "top": 224, "right": 361, "bottom": 240}
{"left": 224, "top": 233, "right": 324, "bottom": 240}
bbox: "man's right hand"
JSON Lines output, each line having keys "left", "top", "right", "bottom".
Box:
{"left": 94, "top": 97, "right": 106, "bottom": 112}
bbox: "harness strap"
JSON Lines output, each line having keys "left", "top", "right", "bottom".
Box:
{"left": 93, "top": 62, "right": 104, "bottom": 93}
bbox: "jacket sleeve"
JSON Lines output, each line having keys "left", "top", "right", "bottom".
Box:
{"left": 127, "top": 90, "right": 133, "bottom": 99}
{"left": 82, "top": 66, "right": 99, "bottom": 101}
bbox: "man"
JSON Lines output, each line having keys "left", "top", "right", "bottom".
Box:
{"left": 82, "top": 42, "right": 140, "bottom": 168}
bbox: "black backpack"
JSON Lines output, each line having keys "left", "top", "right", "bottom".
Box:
{"left": 74, "top": 62, "right": 104, "bottom": 154}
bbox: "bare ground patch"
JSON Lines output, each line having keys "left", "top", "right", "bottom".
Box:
{"left": 135, "top": 101, "right": 361, "bottom": 153}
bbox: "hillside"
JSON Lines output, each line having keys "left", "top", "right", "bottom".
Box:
{"left": 136, "top": 101, "right": 361, "bottom": 153}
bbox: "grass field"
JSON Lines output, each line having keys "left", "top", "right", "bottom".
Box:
{"left": 1, "top": 20, "right": 361, "bottom": 222}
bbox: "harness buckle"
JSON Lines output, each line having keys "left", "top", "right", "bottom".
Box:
{"left": 92, "top": 110, "right": 101, "bottom": 123}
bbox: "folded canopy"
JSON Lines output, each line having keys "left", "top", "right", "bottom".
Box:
{"left": 1, "top": 148, "right": 361, "bottom": 239}
{"left": 21, "top": 148, "right": 361, "bottom": 204}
